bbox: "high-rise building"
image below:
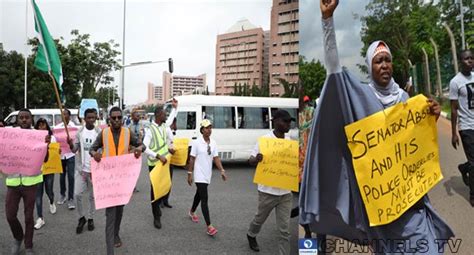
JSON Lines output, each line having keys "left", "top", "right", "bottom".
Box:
{"left": 268, "top": 0, "right": 299, "bottom": 96}
{"left": 146, "top": 82, "right": 164, "bottom": 104}
{"left": 215, "top": 19, "right": 267, "bottom": 96}
{"left": 163, "top": 71, "right": 207, "bottom": 98}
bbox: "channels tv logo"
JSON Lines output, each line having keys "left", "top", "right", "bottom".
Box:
{"left": 299, "top": 238, "right": 318, "bottom": 255}
{"left": 304, "top": 240, "right": 313, "bottom": 249}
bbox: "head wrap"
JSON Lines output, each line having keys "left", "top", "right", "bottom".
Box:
{"left": 365, "top": 41, "right": 404, "bottom": 108}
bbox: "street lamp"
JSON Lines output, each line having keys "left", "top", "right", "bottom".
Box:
{"left": 120, "top": 58, "right": 174, "bottom": 109}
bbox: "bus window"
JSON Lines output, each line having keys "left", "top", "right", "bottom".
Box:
{"left": 237, "top": 107, "right": 269, "bottom": 129}
{"left": 5, "top": 115, "right": 17, "bottom": 126}
{"left": 176, "top": 111, "right": 196, "bottom": 130}
{"left": 55, "top": 114, "right": 80, "bottom": 126}
{"left": 34, "top": 114, "right": 54, "bottom": 127}
{"left": 202, "top": 106, "right": 235, "bottom": 129}
{"left": 271, "top": 108, "right": 297, "bottom": 129}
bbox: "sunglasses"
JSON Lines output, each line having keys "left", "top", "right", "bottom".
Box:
{"left": 111, "top": 116, "right": 123, "bottom": 121}
{"left": 207, "top": 144, "right": 211, "bottom": 155}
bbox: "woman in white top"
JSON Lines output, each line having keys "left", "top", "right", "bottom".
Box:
{"left": 187, "top": 119, "right": 227, "bottom": 236}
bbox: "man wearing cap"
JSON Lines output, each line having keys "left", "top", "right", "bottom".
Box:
{"left": 247, "top": 109, "right": 295, "bottom": 254}
{"left": 143, "top": 103, "right": 177, "bottom": 229}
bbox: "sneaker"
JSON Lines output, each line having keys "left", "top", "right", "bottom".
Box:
{"left": 68, "top": 200, "right": 76, "bottom": 210}
{"left": 247, "top": 234, "right": 260, "bottom": 252}
{"left": 57, "top": 196, "right": 67, "bottom": 205}
{"left": 11, "top": 239, "right": 22, "bottom": 255}
{"left": 458, "top": 163, "right": 469, "bottom": 186}
{"left": 25, "top": 248, "right": 35, "bottom": 255}
{"left": 87, "top": 219, "right": 95, "bottom": 231}
{"left": 76, "top": 217, "right": 86, "bottom": 234}
{"left": 206, "top": 225, "right": 218, "bottom": 236}
{"left": 34, "top": 218, "right": 45, "bottom": 230}
{"left": 114, "top": 236, "right": 122, "bottom": 248}
{"left": 49, "top": 203, "right": 57, "bottom": 214}
{"left": 189, "top": 211, "right": 199, "bottom": 223}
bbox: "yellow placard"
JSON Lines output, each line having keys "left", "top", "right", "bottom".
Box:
{"left": 42, "top": 143, "right": 63, "bottom": 175}
{"left": 344, "top": 94, "right": 443, "bottom": 227}
{"left": 149, "top": 154, "right": 172, "bottom": 202}
{"left": 170, "top": 138, "right": 189, "bottom": 166}
{"left": 253, "top": 137, "right": 299, "bottom": 192}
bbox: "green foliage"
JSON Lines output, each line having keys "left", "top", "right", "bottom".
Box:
{"left": 230, "top": 82, "right": 269, "bottom": 97}
{"left": 299, "top": 56, "right": 326, "bottom": 100}
{"left": 278, "top": 78, "right": 298, "bottom": 98}
{"left": 96, "top": 86, "right": 118, "bottom": 109}
{"left": 360, "top": 1, "right": 442, "bottom": 86}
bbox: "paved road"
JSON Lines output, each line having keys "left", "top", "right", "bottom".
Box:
{"left": 0, "top": 160, "right": 299, "bottom": 254}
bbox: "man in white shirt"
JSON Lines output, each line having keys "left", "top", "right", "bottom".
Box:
{"left": 450, "top": 49, "right": 474, "bottom": 206}
{"left": 56, "top": 108, "right": 77, "bottom": 209}
{"left": 247, "top": 110, "right": 295, "bottom": 254}
{"left": 68, "top": 108, "right": 101, "bottom": 234}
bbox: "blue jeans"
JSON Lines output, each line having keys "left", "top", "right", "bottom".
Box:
{"left": 60, "top": 157, "right": 75, "bottom": 200}
{"left": 36, "top": 174, "right": 55, "bottom": 218}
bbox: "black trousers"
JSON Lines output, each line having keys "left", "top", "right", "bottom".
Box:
{"left": 161, "top": 165, "right": 174, "bottom": 204}
{"left": 148, "top": 166, "right": 162, "bottom": 220}
{"left": 191, "top": 183, "right": 211, "bottom": 226}
{"left": 459, "top": 129, "right": 474, "bottom": 196}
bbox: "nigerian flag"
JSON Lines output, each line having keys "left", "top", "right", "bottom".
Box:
{"left": 32, "top": 0, "right": 63, "bottom": 93}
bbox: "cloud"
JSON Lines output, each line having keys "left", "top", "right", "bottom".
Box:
{"left": 300, "top": 0, "right": 369, "bottom": 80}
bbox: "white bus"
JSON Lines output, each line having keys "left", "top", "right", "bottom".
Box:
{"left": 164, "top": 95, "right": 298, "bottom": 162}
{"left": 4, "top": 109, "right": 80, "bottom": 128}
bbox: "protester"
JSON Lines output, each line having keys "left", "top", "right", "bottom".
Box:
{"left": 5, "top": 109, "right": 50, "bottom": 255}
{"left": 247, "top": 110, "right": 294, "bottom": 254}
{"left": 56, "top": 108, "right": 77, "bottom": 209}
{"left": 68, "top": 108, "right": 102, "bottom": 234}
{"left": 298, "top": 0, "right": 453, "bottom": 253}
{"left": 143, "top": 101, "right": 177, "bottom": 229}
{"left": 33, "top": 118, "right": 57, "bottom": 230}
{"left": 89, "top": 106, "right": 142, "bottom": 255}
{"left": 449, "top": 49, "right": 474, "bottom": 206}
{"left": 187, "top": 119, "right": 227, "bottom": 236}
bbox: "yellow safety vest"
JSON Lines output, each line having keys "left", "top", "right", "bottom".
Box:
{"left": 147, "top": 124, "right": 168, "bottom": 166}
{"left": 6, "top": 174, "right": 43, "bottom": 187}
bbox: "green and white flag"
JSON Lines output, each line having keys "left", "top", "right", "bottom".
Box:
{"left": 32, "top": 0, "right": 63, "bottom": 93}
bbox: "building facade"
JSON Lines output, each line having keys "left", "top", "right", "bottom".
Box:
{"left": 268, "top": 0, "right": 299, "bottom": 96}
{"left": 215, "top": 19, "right": 267, "bottom": 96}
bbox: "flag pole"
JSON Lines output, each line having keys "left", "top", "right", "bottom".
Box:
{"left": 24, "top": 0, "right": 28, "bottom": 108}
{"left": 49, "top": 72, "right": 69, "bottom": 139}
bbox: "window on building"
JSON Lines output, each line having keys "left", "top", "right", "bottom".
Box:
{"left": 176, "top": 111, "right": 196, "bottom": 130}
{"left": 237, "top": 107, "right": 269, "bottom": 129}
{"left": 202, "top": 106, "right": 235, "bottom": 129}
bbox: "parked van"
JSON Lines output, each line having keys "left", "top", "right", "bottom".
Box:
{"left": 163, "top": 95, "right": 298, "bottom": 161}
{"left": 4, "top": 109, "right": 80, "bottom": 127}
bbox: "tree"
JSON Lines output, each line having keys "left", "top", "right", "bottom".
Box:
{"left": 27, "top": 29, "right": 121, "bottom": 107}
{"left": 360, "top": 1, "right": 442, "bottom": 88}
{"left": 96, "top": 86, "right": 118, "bottom": 109}
{"left": 0, "top": 49, "right": 25, "bottom": 118}
{"left": 299, "top": 56, "right": 326, "bottom": 100}
{"left": 278, "top": 78, "right": 298, "bottom": 98}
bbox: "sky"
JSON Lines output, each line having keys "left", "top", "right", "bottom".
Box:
{"left": 0, "top": 0, "right": 271, "bottom": 105}
{"left": 300, "top": 0, "right": 369, "bottom": 81}
{"left": 1, "top": 0, "right": 372, "bottom": 105}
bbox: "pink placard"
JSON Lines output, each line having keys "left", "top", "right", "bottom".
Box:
{"left": 91, "top": 153, "right": 141, "bottom": 210}
{"left": 53, "top": 127, "right": 78, "bottom": 155}
{"left": 0, "top": 128, "right": 48, "bottom": 175}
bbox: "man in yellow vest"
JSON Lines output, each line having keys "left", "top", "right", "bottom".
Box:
{"left": 5, "top": 109, "right": 50, "bottom": 255}
{"left": 143, "top": 102, "right": 177, "bottom": 229}
{"left": 89, "top": 106, "right": 142, "bottom": 255}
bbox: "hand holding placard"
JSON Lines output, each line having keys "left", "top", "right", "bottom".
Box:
{"left": 253, "top": 137, "right": 299, "bottom": 192}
